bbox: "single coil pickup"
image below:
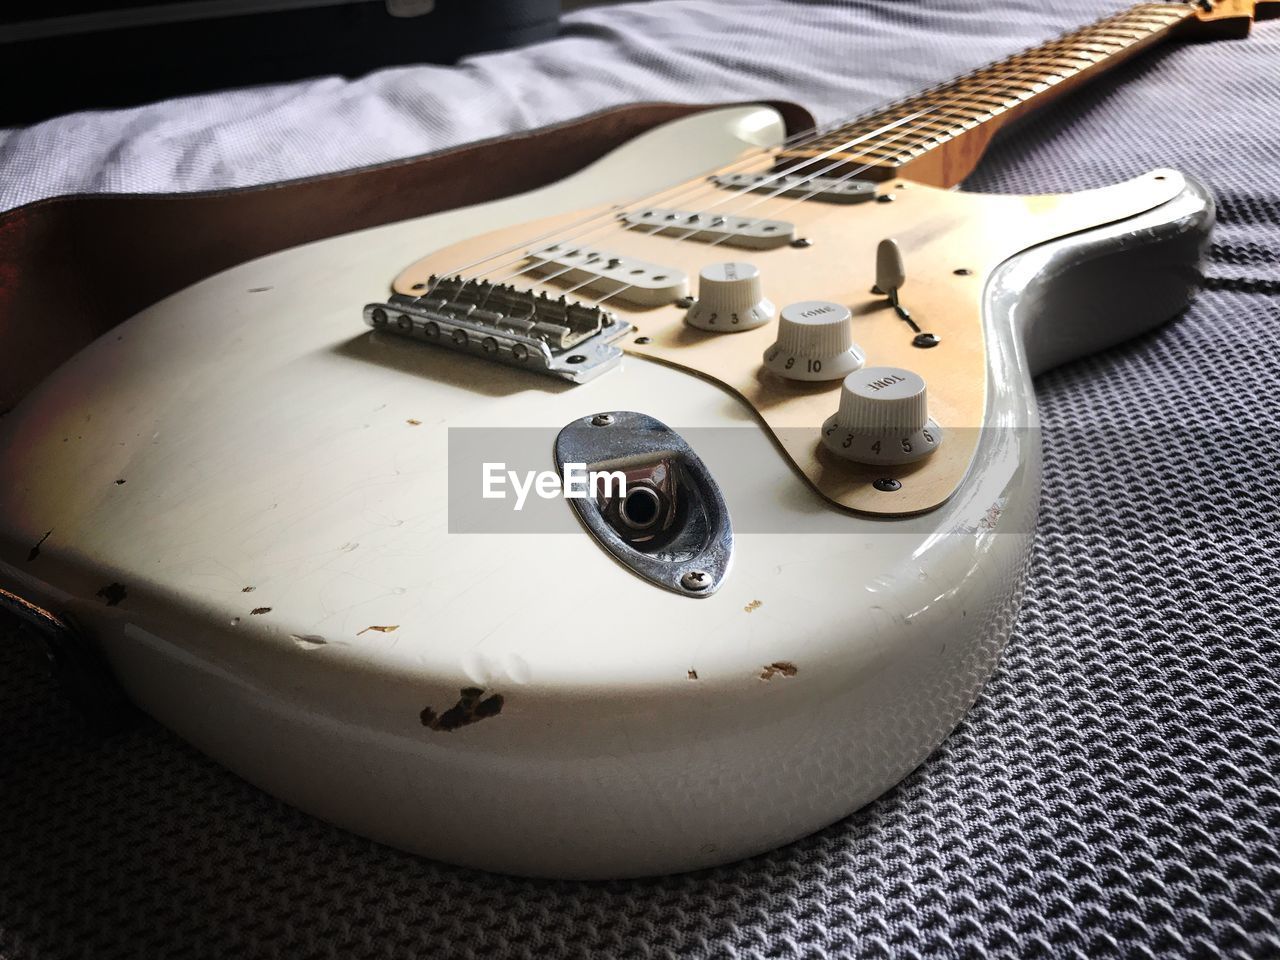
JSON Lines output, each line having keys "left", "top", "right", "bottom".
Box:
{"left": 363, "top": 298, "right": 631, "bottom": 384}
{"left": 525, "top": 246, "right": 688, "bottom": 307}
{"left": 712, "top": 172, "right": 877, "bottom": 204}
{"left": 619, "top": 208, "right": 795, "bottom": 249}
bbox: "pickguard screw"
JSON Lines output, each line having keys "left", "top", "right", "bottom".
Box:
{"left": 675, "top": 296, "right": 695, "bottom": 309}
{"left": 591, "top": 414, "right": 614, "bottom": 427}
{"left": 872, "top": 478, "right": 902, "bottom": 492}
{"left": 912, "top": 333, "right": 941, "bottom": 348}
{"left": 953, "top": 268, "right": 973, "bottom": 276}
{"left": 870, "top": 284, "right": 883, "bottom": 295}
{"left": 791, "top": 237, "right": 813, "bottom": 248}
{"left": 634, "top": 336, "right": 652, "bottom": 345}
{"left": 680, "top": 570, "right": 711, "bottom": 591}
{"left": 877, "top": 194, "right": 895, "bottom": 204}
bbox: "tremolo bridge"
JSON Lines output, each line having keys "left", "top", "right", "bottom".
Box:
{"left": 363, "top": 276, "right": 631, "bottom": 383}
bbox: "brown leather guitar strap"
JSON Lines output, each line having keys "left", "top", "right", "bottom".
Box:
{"left": 0, "top": 100, "right": 813, "bottom": 414}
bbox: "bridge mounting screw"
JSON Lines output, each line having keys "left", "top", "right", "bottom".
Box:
{"left": 674, "top": 296, "right": 695, "bottom": 309}
{"left": 953, "top": 268, "right": 973, "bottom": 276}
{"left": 791, "top": 237, "right": 813, "bottom": 249}
{"left": 680, "top": 570, "right": 711, "bottom": 592}
{"left": 912, "top": 333, "right": 941, "bottom": 348}
{"left": 591, "top": 414, "right": 614, "bottom": 427}
{"left": 872, "top": 478, "right": 902, "bottom": 492}
{"left": 634, "top": 336, "right": 651, "bottom": 345}
{"left": 876, "top": 193, "right": 895, "bottom": 204}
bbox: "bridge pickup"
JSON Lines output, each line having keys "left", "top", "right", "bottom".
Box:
{"left": 525, "top": 245, "right": 688, "bottom": 307}
{"left": 712, "top": 172, "right": 877, "bottom": 204}
{"left": 619, "top": 208, "right": 795, "bottom": 249}
{"left": 363, "top": 281, "right": 630, "bottom": 384}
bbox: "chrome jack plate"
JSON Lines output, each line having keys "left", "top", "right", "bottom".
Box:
{"left": 554, "top": 412, "right": 733, "bottom": 598}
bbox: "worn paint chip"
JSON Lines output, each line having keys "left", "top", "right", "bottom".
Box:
{"left": 357, "top": 624, "right": 399, "bottom": 636}
{"left": 406, "top": 418, "right": 422, "bottom": 426}
{"left": 744, "top": 599, "right": 762, "bottom": 613}
{"left": 760, "top": 661, "right": 798, "bottom": 681}
{"left": 97, "top": 582, "right": 127, "bottom": 607}
{"left": 290, "top": 634, "right": 327, "bottom": 649}
{"left": 242, "top": 586, "right": 255, "bottom": 593}
{"left": 687, "top": 669, "right": 699, "bottom": 681}
{"left": 115, "top": 479, "right": 126, "bottom": 485}
{"left": 250, "top": 607, "right": 272, "bottom": 615}
{"left": 27, "top": 529, "right": 52, "bottom": 562}
{"left": 420, "top": 687, "right": 504, "bottom": 732}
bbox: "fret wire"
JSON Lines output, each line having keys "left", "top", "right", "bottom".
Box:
{"left": 781, "top": 1, "right": 1193, "bottom": 167}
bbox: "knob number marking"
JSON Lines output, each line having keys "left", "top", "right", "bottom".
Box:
{"left": 821, "top": 366, "right": 942, "bottom": 466}
{"left": 763, "top": 300, "right": 865, "bottom": 382}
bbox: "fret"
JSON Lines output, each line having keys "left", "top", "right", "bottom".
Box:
{"left": 775, "top": 2, "right": 1197, "bottom": 182}
{"left": 1083, "top": 29, "right": 1149, "bottom": 41}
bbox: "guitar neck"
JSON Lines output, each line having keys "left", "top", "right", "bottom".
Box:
{"left": 778, "top": 2, "right": 1199, "bottom": 187}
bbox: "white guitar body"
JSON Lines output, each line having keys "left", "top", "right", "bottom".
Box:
{"left": 0, "top": 106, "right": 1211, "bottom": 878}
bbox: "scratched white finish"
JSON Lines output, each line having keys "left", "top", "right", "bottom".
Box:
{"left": 0, "top": 107, "right": 1201, "bottom": 878}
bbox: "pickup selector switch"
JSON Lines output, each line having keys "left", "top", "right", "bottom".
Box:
{"left": 821, "top": 366, "right": 942, "bottom": 464}
{"left": 763, "top": 300, "right": 865, "bottom": 381}
{"left": 684, "top": 262, "right": 774, "bottom": 332}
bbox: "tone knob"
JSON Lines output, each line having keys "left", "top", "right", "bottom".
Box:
{"left": 762, "top": 300, "right": 864, "bottom": 381}
{"left": 684, "top": 262, "right": 774, "bottom": 332}
{"left": 821, "top": 366, "right": 942, "bottom": 464}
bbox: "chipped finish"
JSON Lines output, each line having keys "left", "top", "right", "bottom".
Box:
{"left": 26, "top": 529, "right": 51, "bottom": 562}
{"left": 96, "top": 582, "right": 126, "bottom": 606}
{"left": 760, "top": 661, "right": 798, "bottom": 681}
{"left": 743, "top": 599, "right": 762, "bottom": 613}
{"left": 357, "top": 624, "right": 399, "bottom": 635}
{"left": 249, "top": 606, "right": 271, "bottom": 616}
{"left": 687, "top": 669, "right": 698, "bottom": 681}
{"left": 420, "top": 687, "right": 504, "bottom": 732}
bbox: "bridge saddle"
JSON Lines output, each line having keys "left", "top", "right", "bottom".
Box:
{"left": 363, "top": 277, "right": 631, "bottom": 383}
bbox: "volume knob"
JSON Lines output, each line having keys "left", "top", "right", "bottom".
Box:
{"left": 821, "top": 366, "right": 942, "bottom": 464}
{"left": 762, "top": 300, "right": 865, "bottom": 381}
{"left": 685, "top": 262, "right": 774, "bottom": 332}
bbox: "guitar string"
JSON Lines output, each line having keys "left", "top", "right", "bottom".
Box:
{"left": 569, "top": 14, "right": 1178, "bottom": 305}
{"left": 525, "top": 112, "right": 939, "bottom": 304}
{"left": 465, "top": 44, "right": 1107, "bottom": 303}
{"left": 407, "top": 110, "right": 912, "bottom": 305}
{"left": 459, "top": 17, "right": 1161, "bottom": 301}
{"left": 577, "top": 19, "right": 1174, "bottom": 308}
{"left": 408, "top": 6, "right": 1170, "bottom": 309}
{"left": 415, "top": 5, "right": 1161, "bottom": 299}
{"left": 468, "top": 109, "right": 935, "bottom": 298}
{"left": 583, "top": 120, "right": 940, "bottom": 309}
{"left": 459, "top": 51, "right": 1084, "bottom": 296}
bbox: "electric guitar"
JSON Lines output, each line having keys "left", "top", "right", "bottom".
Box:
{"left": 1, "top": 1, "right": 1274, "bottom": 879}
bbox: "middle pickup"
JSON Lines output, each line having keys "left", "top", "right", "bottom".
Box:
{"left": 619, "top": 208, "right": 796, "bottom": 249}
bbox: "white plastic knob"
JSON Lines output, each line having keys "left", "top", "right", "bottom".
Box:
{"left": 762, "top": 300, "right": 865, "bottom": 381}
{"left": 821, "top": 366, "right": 942, "bottom": 464}
{"left": 684, "top": 262, "right": 774, "bottom": 332}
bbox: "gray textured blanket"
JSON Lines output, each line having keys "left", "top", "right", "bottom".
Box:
{"left": 2, "top": 2, "right": 1277, "bottom": 957}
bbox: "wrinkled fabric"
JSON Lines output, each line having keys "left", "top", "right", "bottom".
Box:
{"left": 2, "top": 2, "right": 1278, "bottom": 958}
